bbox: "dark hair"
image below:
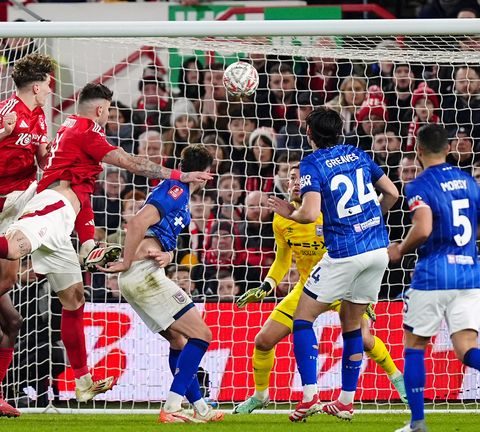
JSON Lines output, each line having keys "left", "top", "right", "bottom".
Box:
{"left": 305, "top": 106, "right": 343, "bottom": 149}
{"left": 79, "top": 83, "right": 113, "bottom": 105}
{"left": 110, "top": 100, "right": 131, "bottom": 123}
{"left": 268, "top": 62, "right": 293, "bottom": 76}
{"left": 417, "top": 124, "right": 449, "bottom": 154}
{"left": 290, "top": 163, "right": 300, "bottom": 171}
{"left": 276, "top": 151, "right": 302, "bottom": 164}
{"left": 12, "top": 53, "right": 54, "bottom": 89}
{"left": 180, "top": 144, "right": 213, "bottom": 173}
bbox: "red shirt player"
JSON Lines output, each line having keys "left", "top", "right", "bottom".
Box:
{"left": 0, "top": 53, "right": 54, "bottom": 417}
{"left": 0, "top": 82, "right": 212, "bottom": 403}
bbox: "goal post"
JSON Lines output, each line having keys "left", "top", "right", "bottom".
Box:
{"left": 4, "top": 19, "right": 480, "bottom": 414}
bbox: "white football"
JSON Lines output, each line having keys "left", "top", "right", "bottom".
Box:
{"left": 223, "top": 61, "right": 259, "bottom": 97}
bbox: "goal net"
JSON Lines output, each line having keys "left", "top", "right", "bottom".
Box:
{"left": 5, "top": 20, "right": 480, "bottom": 413}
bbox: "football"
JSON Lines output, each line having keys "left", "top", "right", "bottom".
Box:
{"left": 223, "top": 61, "right": 259, "bottom": 97}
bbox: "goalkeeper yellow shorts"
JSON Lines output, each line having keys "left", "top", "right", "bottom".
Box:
{"left": 270, "top": 287, "right": 370, "bottom": 331}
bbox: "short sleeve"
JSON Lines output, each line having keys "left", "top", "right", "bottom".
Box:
{"left": 405, "top": 181, "right": 431, "bottom": 212}
{"left": 146, "top": 180, "right": 187, "bottom": 218}
{"left": 300, "top": 159, "right": 322, "bottom": 195}
{"left": 83, "top": 129, "right": 116, "bottom": 163}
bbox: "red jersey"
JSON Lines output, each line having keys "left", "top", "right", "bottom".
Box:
{"left": 0, "top": 95, "right": 48, "bottom": 195}
{"left": 38, "top": 115, "right": 116, "bottom": 209}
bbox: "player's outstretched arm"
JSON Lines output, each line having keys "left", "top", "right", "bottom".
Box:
{"left": 374, "top": 174, "right": 399, "bottom": 215}
{"left": 269, "top": 192, "right": 321, "bottom": 224}
{"left": 102, "top": 148, "right": 212, "bottom": 183}
{"left": 236, "top": 277, "right": 277, "bottom": 308}
{"left": 0, "top": 112, "right": 17, "bottom": 143}
{"left": 388, "top": 206, "right": 432, "bottom": 263}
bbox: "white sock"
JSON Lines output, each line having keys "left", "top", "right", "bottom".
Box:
{"left": 164, "top": 391, "right": 184, "bottom": 413}
{"left": 254, "top": 389, "right": 269, "bottom": 401}
{"left": 75, "top": 373, "right": 93, "bottom": 390}
{"left": 302, "top": 384, "right": 317, "bottom": 402}
{"left": 389, "top": 370, "right": 402, "bottom": 380}
{"left": 338, "top": 390, "right": 355, "bottom": 406}
{"left": 193, "top": 399, "right": 209, "bottom": 416}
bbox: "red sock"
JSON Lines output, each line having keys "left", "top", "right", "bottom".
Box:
{"left": 0, "top": 236, "right": 8, "bottom": 259}
{"left": 0, "top": 347, "right": 13, "bottom": 398}
{"left": 61, "top": 305, "right": 89, "bottom": 379}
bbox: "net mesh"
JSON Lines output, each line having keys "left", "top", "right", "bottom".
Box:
{"left": 4, "top": 33, "right": 480, "bottom": 412}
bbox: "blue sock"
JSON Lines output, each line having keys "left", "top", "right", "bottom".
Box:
{"left": 169, "top": 348, "right": 203, "bottom": 403}
{"left": 404, "top": 348, "right": 425, "bottom": 423}
{"left": 170, "top": 338, "right": 209, "bottom": 397}
{"left": 342, "top": 328, "right": 363, "bottom": 391}
{"left": 293, "top": 319, "right": 318, "bottom": 385}
{"left": 463, "top": 348, "right": 480, "bottom": 370}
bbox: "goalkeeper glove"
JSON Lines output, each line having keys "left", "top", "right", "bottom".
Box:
{"left": 81, "top": 241, "right": 122, "bottom": 272}
{"left": 366, "top": 303, "right": 377, "bottom": 322}
{"left": 236, "top": 277, "right": 276, "bottom": 309}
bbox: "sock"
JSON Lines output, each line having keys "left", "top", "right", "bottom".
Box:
{"left": 293, "top": 320, "right": 318, "bottom": 388}
{"left": 0, "top": 236, "right": 8, "bottom": 259}
{"left": 0, "top": 348, "right": 13, "bottom": 398}
{"left": 404, "top": 348, "right": 425, "bottom": 423}
{"left": 166, "top": 338, "right": 209, "bottom": 411}
{"left": 463, "top": 348, "right": 480, "bottom": 370}
{"left": 365, "top": 336, "right": 398, "bottom": 376}
{"left": 253, "top": 347, "right": 274, "bottom": 398}
{"left": 61, "top": 305, "right": 89, "bottom": 379}
{"left": 168, "top": 348, "right": 203, "bottom": 406}
{"left": 341, "top": 328, "right": 363, "bottom": 404}
{"left": 303, "top": 384, "right": 318, "bottom": 402}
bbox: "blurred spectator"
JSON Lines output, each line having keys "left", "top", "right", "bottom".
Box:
{"left": 246, "top": 127, "right": 276, "bottom": 193}
{"left": 276, "top": 91, "right": 318, "bottom": 155}
{"left": 200, "top": 63, "right": 228, "bottom": 133}
{"left": 216, "top": 270, "right": 241, "bottom": 301}
{"left": 327, "top": 76, "right": 367, "bottom": 134}
{"left": 162, "top": 98, "right": 201, "bottom": 168}
{"left": 442, "top": 66, "right": 480, "bottom": 137}
{"left": 348, "top": 85, "right": 388, "bottom": 151}
{"left": 107, "top": 190, "right": 146, "bottom": 246}
{"left": 418, "top": 0, "right": 480, "bottom": 18}
{"left": 134, "top": 130, "right": 163, "bottom": 190}
{"left": 368, "top": 39, "right": 398, "bottom": 91}
{"left": 166, "top": 265, "right": 200, "bottom": 298}
{"left": 273, "top": 152, "right": 302, "bottom": 199}
{"left": 177, "top": 57, "right": 204, "bottom": 106}
{"left": 458, "top": 8, "right": 478, "bottom": 19}
{"left": 106, "top": 101, "right": 135, "bottom": 154}
{"left": 372, "top": 127, "right": 402, "bottom": 182}
{"left": 217, "top": 172, "right": 244, "bottom": 222}
{"left": 406, "top": 83, "right": 440, "bottom": 152}
{"left": 226, "top": 105, "right": 256, "bottom": 173}
{"left": 133, "top": 64, "right": 170, "bottom": 131}
{"left": 202, "top": 134, "right": 230, "bottom": 190}
{"left": 93, "top": 166, "right": 128, "bottom": 239}
{"left": 472, "top": 162, "right": 480, "bottom": 184}
{"left": 105, "top": 274, "right": 121, "bottom": 300}
{"left": 446, "top": 125, "right": 478, "bottom": 172}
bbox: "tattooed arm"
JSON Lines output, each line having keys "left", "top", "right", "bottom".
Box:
{"left": 102, "top": 148, "right": 212, "bottom": 183}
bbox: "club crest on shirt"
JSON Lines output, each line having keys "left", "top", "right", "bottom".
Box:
{"left": 315, "top": 225, "right": 323, "bottom": 236}
{"left": 168, "top": 185, "right": 184, "bottom": 200}
{"left": 173, "top": 290, "right": 187, "bottom": 304}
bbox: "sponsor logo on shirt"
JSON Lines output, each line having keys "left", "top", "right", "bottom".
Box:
{"left": 168, "top": 185, "right": 184, "bottom": 200}
{"left": 19, "top": 120, "right": 28, "bottom": 128}
{"left": 353, "top": 216, "right": 381, "bottom": 233}
{"left": 300, "top": 174, "right": 311, "bottom": 188}
{"left": 447, "top": 254, "right": 474, "bottom": 265}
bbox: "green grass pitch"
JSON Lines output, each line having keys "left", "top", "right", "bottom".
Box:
{"left": 3, "top": 413, "right": 480, "bottom": 432}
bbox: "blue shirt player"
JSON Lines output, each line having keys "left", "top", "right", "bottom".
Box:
{"left": 99, "top": 145, "right": 223, "bottom": 424}
{"left": 389, "top": 124, "right": 480, "bottom": 432}
{"left": 269, "top": 106, "right": 399, "bottom": 422}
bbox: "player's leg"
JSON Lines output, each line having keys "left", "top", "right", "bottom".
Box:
{"left": 0, "top": 230, "right": 32, "bottom": 260}
{"left": 0, "top": 294, "right": 22, "bottom": 417}
{"left": 361, "top": 318, "right": 407, "bottom": 403}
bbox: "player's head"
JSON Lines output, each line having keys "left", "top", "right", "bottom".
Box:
{"left": 180, "top": 144, "right": 213, "bottom": 189}
{"left": 288, "top": 163, "right": 302, "bottom": 203}
{"left": 416, "top": 124, "right": 449, "bottom": 164}
{"left": 78, "top": 83, "right": 114, "bottom": 127}
{"left": 305, "top": 106, "right": 343, "bottom": 150}
{"left": 12, "top": 53, "right": 54, "bottom": 107}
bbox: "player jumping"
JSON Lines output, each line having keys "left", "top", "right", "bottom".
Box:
{"left": 0, "top": 83, "right": 212, "bottom": 403}
{"left": 269, "top": 106, "right": 399, "bottom": 422}
{"left": 389, "top": 124, "right": 480, "bottom": 432}
{"left": 100, "top": 145, "right": 223, "bottom": 424}
{"left": 233, "top": 163, "right": 406, "bottom": 415}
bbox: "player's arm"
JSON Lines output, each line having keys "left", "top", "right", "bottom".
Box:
{"left": 98, "top": 204, "right": 161, "bottom": 273}
{"left": 269, "top": 192, "right": 321, "bottom": 224}
{"left": 35, "top": 142, "right": 50, "bottom": 169}
{"left": 0, "top": 111, "right": 17, "bottom": 144}
{"left": 388, "top": 206, "right": 432, "bottom": 263}
{"left": 102, "top": 147, "right": 212, "bottom": 183}
{"left": 374, "top": 174, "right": 399, "bottom": 214}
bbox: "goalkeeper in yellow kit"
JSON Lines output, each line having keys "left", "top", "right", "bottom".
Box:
{"left": 233, "top": 164, "right": 406, "bottom": 414}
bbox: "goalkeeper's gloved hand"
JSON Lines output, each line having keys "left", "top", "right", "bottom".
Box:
{"left": 236, "top": 278, "right": 276, "bottom": 309}
{"left": 80, "top": 240, "right": 122, "bottom": 272}
{"left": 366, "top": 303, "right": 377, "bottom": 322}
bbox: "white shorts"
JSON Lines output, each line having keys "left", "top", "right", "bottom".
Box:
{"left": 6, "top": 189, "right": 82, "bottom": 289}
{"left": 403, "top": 288, "right": 480, "bottom": 337}
{"left": 0, "top": 181, "right": 37, "bottom": 234}
{"left": 119, "top": 260, "right": 194, "bottom": 333}
{"left": 304, "top": 248, "right": 389, "bottom": 304}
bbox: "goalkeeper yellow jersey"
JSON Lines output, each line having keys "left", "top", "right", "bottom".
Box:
{"left": 266, "top": 203, "right": 326, "bottom": 287}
